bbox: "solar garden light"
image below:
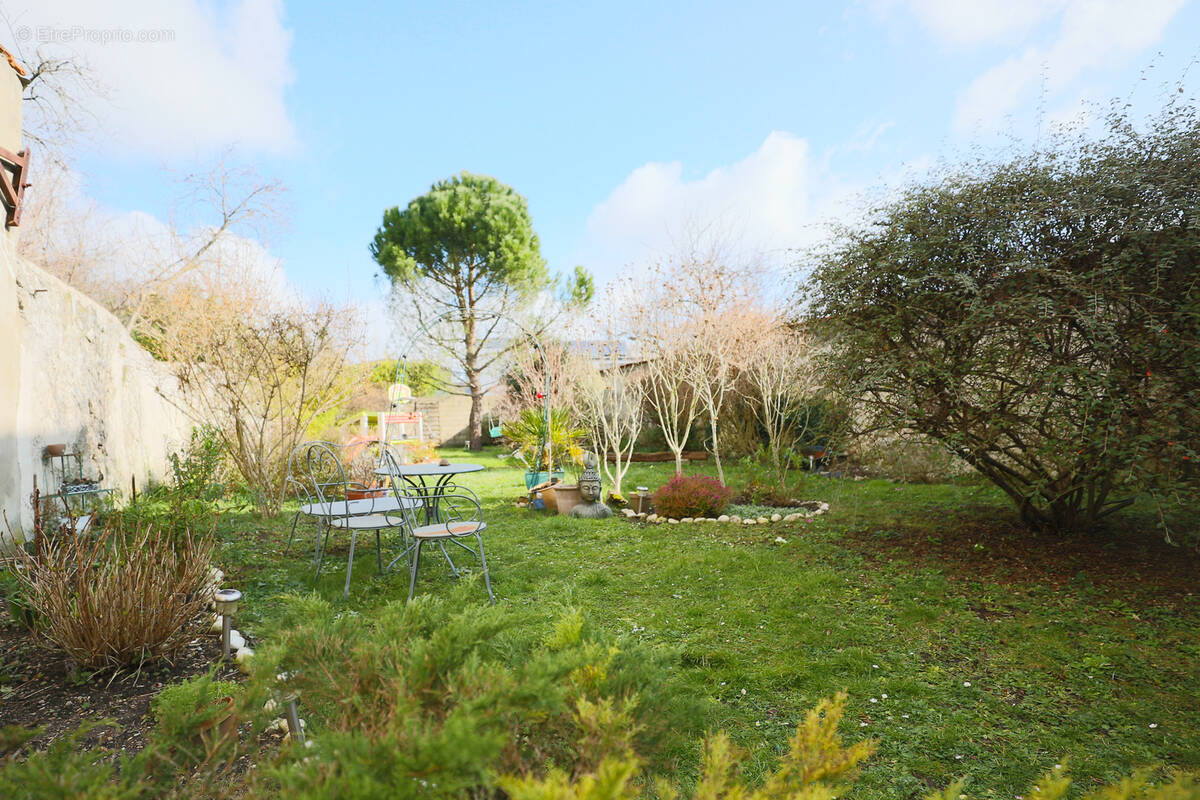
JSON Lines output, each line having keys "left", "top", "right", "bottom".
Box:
{"left": 213, "top": 588, "right": 243, "bottom": 660}
{"left": 283, "top": 691, "right": 305, "bottom": 746}
{"left": 636, "top": 486, "right": 649, "bottom": 514}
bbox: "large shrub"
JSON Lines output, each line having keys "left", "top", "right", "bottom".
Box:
{"left": 807, "top": 101, "right": 1200, "bottom": 536}
{"left": 651, "top": 475, "right": 733, "bottom": 519}
{"left": 166, "top": 425, "right": 228, "bottom": 502}
{"left": 163, "top": 303, "right": 361, "bottom": 517}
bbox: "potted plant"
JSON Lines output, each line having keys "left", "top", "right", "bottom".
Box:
{"left": 499, "top": 407, "right": 586, "bottom": 489}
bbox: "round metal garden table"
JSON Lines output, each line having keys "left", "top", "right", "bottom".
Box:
{"left": 375, "top": 462, "right": 485, "bottom": 524}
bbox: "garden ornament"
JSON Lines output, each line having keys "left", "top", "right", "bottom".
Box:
{"left": 214, "top": 588, "right": 243, "bottom": 660}
{"left": 570, "top": 453, "right": 612, "bottom": 519}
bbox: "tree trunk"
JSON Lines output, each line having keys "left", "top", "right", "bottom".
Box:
{"left": 463, "top": 302, "right": 483, "bottom": 451}
{"left": 709, "top": 415, "right": 724, "bottom": 485}
{"left": 467, "top": 371, "right": 483, "bottom": 451}
{"left": 772, "top": 442, "right": 787, "bottom": 490}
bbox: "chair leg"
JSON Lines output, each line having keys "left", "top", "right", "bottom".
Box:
{"left": 475, "top": 533, "right": 495, "bottom": 605}
{"left": 314, "top": 522, "right": 331, "bottom": 579}
{"left": 376, "top": 530, "right": 384, "bottom": 574}
{"left": 386, "top": 538, "right": 414, "bottom": 573}
{"left": 439, "top": 541, "right": 460, "bottom": 577}
{"left": 407, "top": 539, "right": 424, "bottom": 602}
{"left": 316, "top": 521, "right": 331, "bottom": 568}
{"left": 344, "top": 531, "right": 358, "bottom": 600}
{"left": 284, "top": 510, "right": 301, "bottom": 555}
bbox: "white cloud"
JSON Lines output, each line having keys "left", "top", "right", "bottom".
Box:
{"left": 578, "top": 127, "right": 933, "bottom": 292}
{"left": 6, "top": 0, "right": 296, "bottom": 156}
{"left": 899, "top": 0, "right": 1067, "bottom": 47}
{"left": 951, "top": 0, "right": 1185, "bottom": 134}
{"left": 583, "top": 131, "right": 819, "bottom": 277}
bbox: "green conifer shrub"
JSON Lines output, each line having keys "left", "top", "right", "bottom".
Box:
{"left": 246, "top": 586, "right": 704, "bottom": 798}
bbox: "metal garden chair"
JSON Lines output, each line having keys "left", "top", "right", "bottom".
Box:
{"left": 380, "top": 448, "right": 494, "bottom": 605}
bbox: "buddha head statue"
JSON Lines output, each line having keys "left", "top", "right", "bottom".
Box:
{"left": 578, "top": 452, "right": 602, "bottom": 503}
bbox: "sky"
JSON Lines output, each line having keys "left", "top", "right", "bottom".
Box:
{"left": 5, "top": 0, "right": 1200, "bottom": 353}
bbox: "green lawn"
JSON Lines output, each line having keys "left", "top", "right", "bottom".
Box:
{"left": 218, "top": 447, "right": 1199, "bottom": 798}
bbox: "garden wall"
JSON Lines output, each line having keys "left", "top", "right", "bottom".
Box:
{"left": 0, "top": 61, "right": 192, "bottom": 543}
{"left": 401, "top": 394, "right": 494, "bottom": 447}
{"left": 0, "top": 241, "right": 195, "bottom": 542}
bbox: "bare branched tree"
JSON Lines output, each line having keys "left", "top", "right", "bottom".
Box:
{"left": 615, "top": 233, "right": 765, "bottom": 479}
{"left": 0, "top": 14, "right": 105, "bottom": 168}
{"left": 494, "top": 338, "right": 593, "bottom": 425}
{"left": 687, "top": 297, "right": 763, "bottom": 484}
{"left": 118, "top": 155, "right": 284, "bottom": 337}
{"left": 638, "top": 344, "right": 701, "bottom": 477}
{"left": 18, "top": 52, "right": 100, "bottom": 164}
{"left": 743, "top": 322, "right": 821, "bottom": 489}
{"left": 16, "top": 161, "right": 121, "bottom": 298}
{"left": 576, "top": 344, "right": 644, "bottom": 496}
{"left": 157, "top": 276, "right": 363, "bottom": 517}
{"left": 16, "top": 150, "right": 285, "bottom": 344}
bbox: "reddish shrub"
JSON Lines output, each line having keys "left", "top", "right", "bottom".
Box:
{"left": 651, "top": 475, "right": 733, "bottom": 519}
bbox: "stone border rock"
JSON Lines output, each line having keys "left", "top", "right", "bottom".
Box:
{"left": 621, "top": 501, "right": 829, "bottom": 526}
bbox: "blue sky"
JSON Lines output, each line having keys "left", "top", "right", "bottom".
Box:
{"left": 9, "top": 0, "right": 1200, "bottom": 328}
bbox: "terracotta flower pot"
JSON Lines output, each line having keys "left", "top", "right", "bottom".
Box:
{"left": 549, "top": 484, "right": 582, "bottom": 516}
{"left": 43, "top": 443, "right": 68, "bottom": 457}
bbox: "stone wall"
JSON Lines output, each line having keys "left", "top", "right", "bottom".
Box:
{"left": 0, "top": 242, "right": 195, "bottom": 541}
{"left": 0, "top": 60, "right": 193, "bottom": 543}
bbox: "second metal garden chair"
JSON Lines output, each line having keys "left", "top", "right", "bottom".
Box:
{"left": 381, "top": 448, "right": 494, "bottom": 605}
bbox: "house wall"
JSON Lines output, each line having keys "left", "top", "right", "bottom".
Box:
{"left": 0, "top": 61, "right": 19, "bottom": 246}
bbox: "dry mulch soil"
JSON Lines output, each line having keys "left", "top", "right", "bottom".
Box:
{"left": 0, "top": 617, "right": 244, "bottom": 756}
{"left": 841, "top": 513, "right": 1199, "bottom": 608}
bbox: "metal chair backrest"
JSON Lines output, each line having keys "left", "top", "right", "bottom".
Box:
{"left": 380, "top": 448, "right": 483, "bottom": 536}
{"left": 288, "top": 441, "right": 354, "bottom": 522}
{"left": 381, "top": 446, "right": 424, "bottom": 531}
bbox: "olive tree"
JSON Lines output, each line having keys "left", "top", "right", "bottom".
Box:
{"left": 806, "top": 103, "right": 1200, "bottom": 536}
